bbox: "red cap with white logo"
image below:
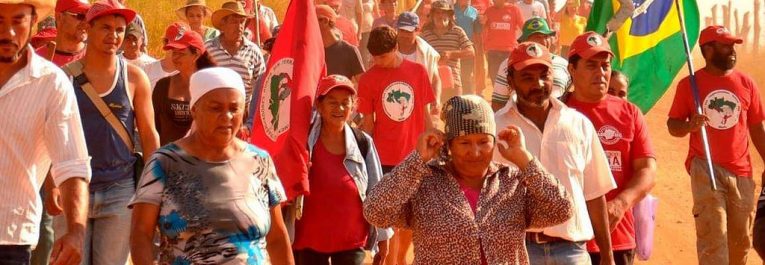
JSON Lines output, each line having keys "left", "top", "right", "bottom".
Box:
{"left": 317, "top": 75, "right": 356, "bottom": 98}
{"left": 699, "top": 25, "right": 743, "bottom": 46}
{"left": 567, "top": 31, "right": 614, "bottom": 60}
{"left": 509, "top": 42, "right": 552, "bottom": 71}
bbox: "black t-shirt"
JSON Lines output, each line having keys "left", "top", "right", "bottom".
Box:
{"left": 325, "top": 40, "right": 365, "bottom": 79}
{"left": 152, "top": 76, "right": 192, "bottom": 146}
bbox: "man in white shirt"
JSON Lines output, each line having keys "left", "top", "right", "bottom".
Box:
{"left": 0, "top": 1, "right": 90, "bottom": 264}
{"left": 396, "top": 11, "right": 442, "bottom": 112}
{"left": 493, "top": 42, "right": 616, "bottom": 265}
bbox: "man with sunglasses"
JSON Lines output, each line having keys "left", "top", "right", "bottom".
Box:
{"left": 35, "top": 0, "right": 90, "bottom": 66}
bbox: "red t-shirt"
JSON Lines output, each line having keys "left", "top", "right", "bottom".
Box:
{"left": 335, "top": 17, "right": 360, "bottom": 47}
{"left": 668, "top": 69, "right": 765, "bottom": 177}
{"left": 293, "top": 141, "right": 369, "bottom": 253}
{"left": 482, "top": 4, "right": 523, "bottom": 52}
{"left": 358, "top": 59, "right": 435, "bottom": 166}
{"left": 35, "top": 46, "right": 85, "bottom": 67}
{"left": 566, "top": 95, "right": 655, "bottom": 252}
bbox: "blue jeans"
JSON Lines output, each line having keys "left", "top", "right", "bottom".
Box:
{"left": 526, "top": 239, "right": 592, "bottom": 265}
{"left": 0, "top": 245, "right": 31, "bottom": 265}
{"left": 53, "top": 178, "right": 134, "bottom": 265}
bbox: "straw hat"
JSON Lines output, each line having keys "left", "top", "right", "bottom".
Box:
{"left": 211, "top": 1, "right": 252, "bottom": 30}
{"left": 176, "top": 0, "right": 212, "bottom": 21}
{"left": 0, "top": 0, "right": 55, "bottom": 20}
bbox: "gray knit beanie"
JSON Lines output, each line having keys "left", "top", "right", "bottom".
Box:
{"left": 442, "top": 95, "right": 496, "bottom": 141}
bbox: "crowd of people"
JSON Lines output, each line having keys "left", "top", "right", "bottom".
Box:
{"left": 0, "top": 0, "right": 764, "bottom": 264}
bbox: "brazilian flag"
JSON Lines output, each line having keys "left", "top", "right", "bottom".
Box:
{"left": 586, "top": 0, "right": 700, "bottom": 112}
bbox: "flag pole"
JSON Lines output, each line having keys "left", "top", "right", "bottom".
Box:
{"left": 674, "top": 0, "right": 717, "bottom": 190}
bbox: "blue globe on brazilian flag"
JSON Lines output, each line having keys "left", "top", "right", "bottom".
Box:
{"left": 586, "top": 0, "right": 700, "bottom": 112}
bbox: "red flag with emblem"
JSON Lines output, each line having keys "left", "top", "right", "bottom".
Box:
{"left": 250, "top": 0, "right": 325, "bottom": 200}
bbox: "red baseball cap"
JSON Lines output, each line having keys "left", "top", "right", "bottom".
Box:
{"left": 509, "top": 42, "right": 552, "bottom": 71}
{"left": 31, "top": 27, "right": 57, "bottom": 42}
{"left": 317, "top": 75, "right": 356, "bottom": 98}
{"left": 85, "top": 0, "right": 136, "bottom": 24}
{"left": 567, "top": 31, "right": 614, "bottom": 60}
{"left": 164, "top": 22, "right": 189, "bottom": 41}
{"left": 164, "top": 29, "right": 206, "bottom": 53}
{"left": 56, "top": 0, "right": 91, "bottom": 14}
{"left": 699, "top": 25, "right": 743, "bottom": 46}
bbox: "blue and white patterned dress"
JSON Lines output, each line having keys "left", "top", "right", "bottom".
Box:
{"left": 130, "top": 143, "right": 286, "bottom": 265}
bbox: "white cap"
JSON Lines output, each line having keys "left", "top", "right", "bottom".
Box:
{"left": 189, "top": 67, "right": 246, "bottom": 108}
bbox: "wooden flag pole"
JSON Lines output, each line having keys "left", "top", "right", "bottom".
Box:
{"left": 674, "top": 0, "right": 717, "bottom": 190}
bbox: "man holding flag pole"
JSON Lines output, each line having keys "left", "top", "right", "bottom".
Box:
{"left": 667, "top": 24, "right": 765, "bottom": 265}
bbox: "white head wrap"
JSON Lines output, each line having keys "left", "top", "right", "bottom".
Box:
{"left": 189, "top": 67, "right": 246, "bottom": 108}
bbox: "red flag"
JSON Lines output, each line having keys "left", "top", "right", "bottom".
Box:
{"left": 250, "top": 0, "right": 325, "bottom": 200}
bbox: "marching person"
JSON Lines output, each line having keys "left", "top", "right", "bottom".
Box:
{"left": 667, "top": 25, "right": 765, "bottom": 265}
{"left": 130, "top": 67, "right": 294, "bottom": 265}
{"left": 292, "top": 75, "right": 391, "bottom": 265}
{"left": 0, "top": 1, "right": 90, "bottom": 265}
{"left": 364, "top": 94, "right": 572, "bottom": 264}
{"left": 495, "top": 42, "right": 616, "bottom": 265}
{"left": 176, "top": 0, "right": 219, "bottom": 41}
{"left": 52, "top": 1, "right": 159, "bottom": 264}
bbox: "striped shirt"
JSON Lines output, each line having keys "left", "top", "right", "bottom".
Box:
{"left": 205, "top": 36, "right": 266, "bottom": 106}
{"left": 492, "top": 54, "right": 571, "bottom": 105}
{"left": 421, "top": 25, "right": 473, "bottom": 90}
{"left": 0, "top": 48, "right": 91, "bottom": 245}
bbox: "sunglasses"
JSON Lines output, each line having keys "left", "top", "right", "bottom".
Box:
{"left": 64, "top": 12, "right": 86, "bottom": 21}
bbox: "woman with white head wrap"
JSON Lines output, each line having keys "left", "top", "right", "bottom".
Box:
{"left": 129, "top": 67, "right": 295, "bottom": 265}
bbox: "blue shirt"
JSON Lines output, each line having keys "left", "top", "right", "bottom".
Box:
{"left": 455, "top": 4, "right": 479, "bottom": 40}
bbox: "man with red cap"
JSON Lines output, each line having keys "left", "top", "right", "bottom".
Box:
{"left": 667, "top": 25, "right": 765, "bottom": 265}
{"left": 51, "top": 1, "right": 159, "bottom": 264}
{"left": 35, "top": 0, "right": 90, "bottom": 66}
{"left": 563, "top": 31, "right": 657, "bottom": 265}
{"left": 493, "top": 41, "right": 616, "bottom": 265}
{"left": 0, "top": 0, "right": 90, "bottom": 264}
{"left": 317, "top": 4, "right": 365, "bottom": 81}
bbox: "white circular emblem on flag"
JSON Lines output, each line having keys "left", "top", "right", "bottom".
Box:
{"left": 597, "top": 125, "right": 623, "bottom": 145}
{"left": 587, "top": 35, "right": 602, "bottom": 47}
{"left": 259, "top": 58, "right": 294, "bottom": 141}
{"left": 703, "top": 89, "right": 741, "bottom": 130}
{"left": 526, "top": 43, "right": 542, "bottom": 57}
{"left": 382, "top": 82, "right": 415, "bottom": 122}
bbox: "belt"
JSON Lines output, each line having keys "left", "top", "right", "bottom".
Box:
{"left": 526, "top": 232, "right": 568, "bottom": 244}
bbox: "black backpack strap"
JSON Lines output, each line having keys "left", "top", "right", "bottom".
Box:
{"left": 351, "top": 127, "right": 370, "bottom": 158}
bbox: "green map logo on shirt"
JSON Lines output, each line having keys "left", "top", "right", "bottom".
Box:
{"left": 703, "top": 89, "right": 741, "bottom": 130}
{"left": 382, "top": 82, "right": 415, "bottom": 122}
{"left": 260, "top": 58, "right": 293, "bottom": 141}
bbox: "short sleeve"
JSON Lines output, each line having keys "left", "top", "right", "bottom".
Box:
{"left": 456, "top": 27, "right": 473, "bottom": 50}
{"left": 746, "top": 76, "right": 765, "bottom": 125}
{"left": 513, "top": 6, "right": 524, "bottom": 29}
{"left": 629, "top": 103, "right": 655, "bottom": 159}
{"left": 129, "top": 154, "right": 167, "bottom": 207}
{"left": 668, "top": 77, "right": 693, "bottom": 119}
{"left": 357, "top": 75, "right": 374, "bottom": 114}
{"left": 263, "top": 156, "right": 287, "bottom": 207}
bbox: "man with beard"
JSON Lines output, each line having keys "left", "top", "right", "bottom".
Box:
{"left": 0, "top": 1, "right": 91, "bottom": 264}
{"left": 563, "top": 32, "right": 657, "bottom": 265}
{"left": 36, "top": 0, "right": 90, "bottom": 66}
{"left": 667, "top": 25, "right": 765, "bottom": 265}
{"left": 493, "top": 42, "right": 616, "bottom": 265}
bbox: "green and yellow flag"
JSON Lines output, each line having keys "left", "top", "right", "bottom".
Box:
{"left": 586, "top": 0, "right": 700, "bottom": 112}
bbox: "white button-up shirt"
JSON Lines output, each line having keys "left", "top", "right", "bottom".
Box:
{"left": 0, "top": 48, "right": 91, "bottom": 246}
{"left": 494, "top": 98, "right": 615, "bottom": 242}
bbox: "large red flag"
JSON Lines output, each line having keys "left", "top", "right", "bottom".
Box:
{"left": 250, "top": 0, "right": 325, "bottom": 200}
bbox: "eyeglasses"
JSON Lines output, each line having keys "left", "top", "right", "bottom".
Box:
{"left": 64, "top": 12, "right": 86, "bottom": 21}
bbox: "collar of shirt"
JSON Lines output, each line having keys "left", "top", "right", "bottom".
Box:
{"left": 0, "top": 46, "right": 57, "bottom": 97}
